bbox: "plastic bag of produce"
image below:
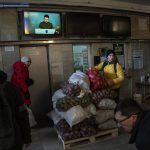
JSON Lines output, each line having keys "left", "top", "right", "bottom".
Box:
{"left": 56, "top": 94, "right": 91, "bottom": 112}
{"left": 61, "top": 82, "right": 81, "bottom": 97}
{"left": 86, "top": 68, "right": 108, "bottom": 92}
{"left": 26, "top": 106, "right": 37, "bottom": 127}
{"left": 68, "top": 70, "right": 90, "bottom": 91}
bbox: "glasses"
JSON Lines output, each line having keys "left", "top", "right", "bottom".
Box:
{"left": 114, "top": 115, "right": 131, "bottom": 124}
{"left": 114, "top": 113, "right": 139, "bottom": 124}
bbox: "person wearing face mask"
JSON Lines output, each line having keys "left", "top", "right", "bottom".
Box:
{"left": 11, "top": 56, "right": 33, "bottom": 106}
{"left": 95, "top": 49, "right": 124, "bottom": 103}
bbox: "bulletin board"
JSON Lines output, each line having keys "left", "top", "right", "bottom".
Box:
{"left": 113, "top": 43, "right": 125, "bottom": 69}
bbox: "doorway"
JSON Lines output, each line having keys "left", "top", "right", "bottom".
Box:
{"left": 20, "top": 46, "right": 51, "bottom": 120}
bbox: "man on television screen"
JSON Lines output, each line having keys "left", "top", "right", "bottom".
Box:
{"left": 39, "top": 14, "right": 53, "bottom": 29}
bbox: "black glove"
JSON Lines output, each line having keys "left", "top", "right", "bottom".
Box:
{"left": 25, "top": 78, "right": 34, "bottom": 86}
{"left": 24, "top": 91, "right": 30, "bottom": 99}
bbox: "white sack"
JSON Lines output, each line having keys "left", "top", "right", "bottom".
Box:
{"left": 65, "top": 105, "right": 86, "bottom": 127}
{"left": 95, "top": 110, "right": 114, "bottom": 124}
{"left": 98, "top": 98, "right": 116, "bottom": 110}
{"left": 47, "top": 110, "right": 62, "bottom": 125}
{"left": 52, "top": 89, "right": 66, "bottom": 102}
{"left": 98, "top": 119, "right": 117, "bottom": 130}
{"left": 52, "top": 89, "right": 87, "bottom": 127}
{"left": 84, "top": 103, "right": 97, "bottom": 117}
{"left": 56, "top": 105, "right": 86, "bottom": 127}
{"left": 68, "top": 70, "right": 90, "bottom": 91}
{"left": 52, "top": 89, "right": 66, "bottom": 109}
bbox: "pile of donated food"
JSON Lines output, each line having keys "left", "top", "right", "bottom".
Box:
{"left": 48, "top": 69, "right": 117, "bottom": 141}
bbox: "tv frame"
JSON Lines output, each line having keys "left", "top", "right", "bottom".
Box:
{"left": 21, "top": 10, "right": 62, "bottom": 37}
{"left": 65, "top": 12, "right": 101, "bottom": 37}
{"left": 102, "top": 15, "right": 131, "bottom": 38}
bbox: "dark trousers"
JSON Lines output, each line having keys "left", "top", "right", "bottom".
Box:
{"left": 112, "top": 89, "right": 120, "bottom": 104}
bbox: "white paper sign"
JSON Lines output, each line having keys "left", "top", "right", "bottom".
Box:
{"left": 132, "top": 50, "right": 143, "bottom": 69}
{"left": 4, "top": 46, "right": 14, "bottom": 52}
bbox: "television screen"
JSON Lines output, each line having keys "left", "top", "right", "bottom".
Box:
{"left": 102, "top": 15, "right": 131, "bottom": 37}
{"left": 65, "top": 12, "right": 101, "bottom": 36}
{"left": 23, "top": 11, "right": 61, "bottom": 35}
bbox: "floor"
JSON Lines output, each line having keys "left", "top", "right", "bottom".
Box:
{"left": 24, "top": 126, "right": 136, "bottom": 150}
{"left": 24, "top": 101, "right": 150, "bottom": 150}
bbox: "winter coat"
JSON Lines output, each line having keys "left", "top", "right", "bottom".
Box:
{"left": 95, "top": 62, "right": 124, "bottom": 89}
{"left": 129, "top": 111, "right": 150, "bottom": 150}
{"left": 11, "top": 61, "right": 31, "bottom": 105}
{"left": 0, "top": 75, "right": 31, "bottom": 150}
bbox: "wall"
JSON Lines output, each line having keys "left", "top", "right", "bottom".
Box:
{"left": 0, "top": 7, "right": 150, "bottom": 100}
{"left": 0, "top": 9, "right": 19, "bottom": 79}
{"left": 131, "top": 15, "right": 150, "bottom": 39}
{"left": 131, "top": 42, "right": 150, "bottom": 92}
{"left": 0, "top": 9, "right": 18, "bottom": 41}
{"left": 2, "top": 0, "right": 150, "bottom": 13}
{"left": 48, "top": 44, "right": 74, "bottom": 93}
{"left": 1, "top": 46, "right": 20, "bottom": 80}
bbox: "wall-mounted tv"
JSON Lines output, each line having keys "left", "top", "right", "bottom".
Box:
{"left": 65, "top": 12, "right": 101, "bottom": 36}
{"left": 23, "top": 11, "right": 61, "bottom": 35}
{"left": 102, "top": 15, "right": 131, "bottom": 37}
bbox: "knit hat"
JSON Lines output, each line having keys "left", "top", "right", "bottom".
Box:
{"left": 21, "top": 56, "right": 31, "bottom": 64}
{"left": 106, "top": 49, "right": 115, "bottom": 57}
{"left": 0, "top": 70, "right": 7, "bottom": 84}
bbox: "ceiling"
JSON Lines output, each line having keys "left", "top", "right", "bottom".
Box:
{"left": 1, "top": 0, "right": 150, "bottom": 13}
{"left": 114, "top": 0, "right": 150, "bottom": 5}
{"left": 1, "top": 0, "right": 150, "bottom": 6}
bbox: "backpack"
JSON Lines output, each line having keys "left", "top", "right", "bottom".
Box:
{"left": 0, "top": 83, "right": 15, "bottom": 150}
{"left": 101, "top": 61, "right": 117, "bottom": 73}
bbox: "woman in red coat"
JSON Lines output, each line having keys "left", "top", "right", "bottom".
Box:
{"left": 11, "top": 56, "right": 33, "bottom": 106}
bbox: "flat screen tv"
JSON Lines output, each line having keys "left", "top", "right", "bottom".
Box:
{"left": 23, "top": 11, "right": 61, "bottom": 35}
{"left": 65, "top": 12, "right": 101, "bottom": 36}
{"left": 102, "top": 15, "right": 131, "bottom": 37}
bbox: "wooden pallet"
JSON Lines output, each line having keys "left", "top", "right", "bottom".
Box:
{"left": 57, "top": 128, "right": 118, "bottom": 149}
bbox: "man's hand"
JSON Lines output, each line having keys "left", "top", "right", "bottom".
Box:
{"left": 106, "top": 79, "right": 114, "bottom": 87}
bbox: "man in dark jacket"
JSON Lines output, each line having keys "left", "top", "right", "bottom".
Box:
{"left": 114, "top": 99, "right": 150, "bottom": 150}
{"left": 0, "top": 70, "right": 31, "bottom": 150}
{"left": 39, "top": 14, "right": 53, "bottom": 29}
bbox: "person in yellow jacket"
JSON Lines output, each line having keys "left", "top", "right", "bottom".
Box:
{"left": 95, "top": 49, "right": 124, "bottom": 103}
